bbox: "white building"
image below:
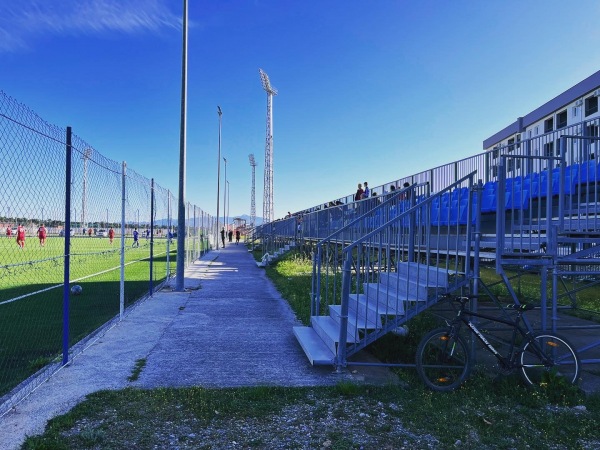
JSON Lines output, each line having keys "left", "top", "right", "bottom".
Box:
{"left": 483, "top": 70, "right": 600, "bottom": 177}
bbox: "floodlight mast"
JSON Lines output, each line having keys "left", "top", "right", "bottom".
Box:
{"left": 82, "top": 148, "right": 92, "bottom": 230}
{"left": 259, "top": 68, "right": 277, "bottom": 224}
{"left": 248, "top": 154, "right": 256, "bottom": 228}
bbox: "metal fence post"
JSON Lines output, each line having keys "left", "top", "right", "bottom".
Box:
{"left": 166, "top": 190, "right": 171, "bottom": 279}
{"left": 149, "top": 178, "right": 155, "bottom": 296}
{"left": 120, "top": 162, "right": 126, "bottom": 318}
{"left": 62, "top": 126, "right": 72, "bottom": 366}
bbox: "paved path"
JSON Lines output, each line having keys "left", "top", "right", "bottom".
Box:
{"left": 0, "top": 243, "right": 395, "bottom": 450}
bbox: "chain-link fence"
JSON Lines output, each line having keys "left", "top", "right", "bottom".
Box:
{"left": 0, "top": 91, "right": 217, "bottom": 414}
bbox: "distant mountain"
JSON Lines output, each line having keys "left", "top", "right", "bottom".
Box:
{"left": 152, "top": 215, "right": 263, "bottom": 228}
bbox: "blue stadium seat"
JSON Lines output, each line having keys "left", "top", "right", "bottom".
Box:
{"left": 481, "top": 192, "right": 496, "bottom": 213}
{"left": 538, "top": 171, "right": 550, "bottom": 197}
{"left": 523, "top": 174, "right": 540, "bottom": 198}
{"left": 506, "top": 189, "right": 530, "bottom": 210}
{"left": 430, "top": 201, "right": 440, "bottom": 226}
{"left": 577, "top": 160, "right": 599, "bottom": 184}
{"left": 448, "top": 200, "right": 460, "bottom": 226}
{"left": 483, "top": 181, "right": 497, "bottom": 194}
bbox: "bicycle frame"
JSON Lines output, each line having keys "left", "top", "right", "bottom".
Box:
{"left": 449, "top": 304, "right": 533, "bottom": 368}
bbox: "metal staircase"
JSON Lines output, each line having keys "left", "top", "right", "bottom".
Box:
{"left": 294, "top": 175, "right": 477, "bottom": 370}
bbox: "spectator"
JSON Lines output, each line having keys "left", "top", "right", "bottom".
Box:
{"left": 37, "top": 224, "right": 47, "bottom": 247}
{"left": 16, "top": 224, "right": 25, "bottom": 249}
{"left": 400, "top": 182, "right": 411, "bottom": 201}
{"left": 354, "top": 183, "right": 364, "bottom": 201}
{"left": 363, "top": 182, "right": 370, "bottom": 199}
{"left": 228, "top": 229, "right": 233, "bottom": 243}
{"left": 235, "top": 229, "right": 240, "bottom": 244}
{"left": 220, "top": 227, "right": 226, "bottom": 248}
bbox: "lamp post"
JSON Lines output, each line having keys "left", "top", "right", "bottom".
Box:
{"left": 223, "top": 157, "right": 227, "bottom": 231}
{"left": 216, "top": 106, "right": 222, "bottom": 247}
{"left": 227, "top": 180, "right": 230, "bottom": 229}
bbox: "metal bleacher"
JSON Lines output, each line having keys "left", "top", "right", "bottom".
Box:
{"left": 255, "top": 121, "right": 600, "bottom": 371}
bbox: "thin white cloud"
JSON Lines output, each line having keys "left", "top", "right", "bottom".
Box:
{"left": 0, "top": 0, "right": 181, "bottom": 53}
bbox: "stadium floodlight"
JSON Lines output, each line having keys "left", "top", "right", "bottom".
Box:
{"left": 259, "top": 68, "right": 277, "bottom": 223}
{"left": 82, "top": 148, "right": 92, "bottom": 229}
{"left": 216, "top": 106, "right": 222, "bottom": 247}
{"left": 248, "top": 154, "right": 256, "bottom": 228}
{"left": 223, "top": 157, "right": 227, "bottom": 231}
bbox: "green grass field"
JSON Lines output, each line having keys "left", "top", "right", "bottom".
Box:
{"left": 0, "top": 234, "right": 181, "bottom": 397}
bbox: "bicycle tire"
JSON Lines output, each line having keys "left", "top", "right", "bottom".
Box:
{"left": 416, "top": 327, "right": 471, "bottom": 392}
{"left": 519, "top": 333, "right": 580, "bottom": 386}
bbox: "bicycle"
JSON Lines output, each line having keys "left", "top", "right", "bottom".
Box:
{"left": 415, "top": 294, "right": 580, "bottom": 392}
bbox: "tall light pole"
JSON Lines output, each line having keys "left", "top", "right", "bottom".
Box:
{"left": 175, "top": 0, "right": 188, "bottom": 291}
{"left": 82, "top": 148, "right": 92, "bottom": 229}
{"left": 259, "top": 68, "right": 277, "bottom": 223}
{"left": 223, "top": 157, "right": 227, "bottom": 231}
{"left": 216, "top": 106, "right": 222, "bottom": 247}
{"left": 248, "top": 154, "right": 256, "bottom": 228}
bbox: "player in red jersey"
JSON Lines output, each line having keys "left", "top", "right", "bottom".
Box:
{"left": 16, "top": 225, "right": 25, "bottom": 249}
{"left": 37, "top": 224, "right": 47, "bottom": 247}
{"left": 108, "top": 227, "right": 115, "bottom": 244}
{"left": 6, "top": 226, "right": 12, "bottom": 238}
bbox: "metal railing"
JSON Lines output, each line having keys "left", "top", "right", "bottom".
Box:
{"left": 311, "top": 175, "right": 477, "bottom": 367}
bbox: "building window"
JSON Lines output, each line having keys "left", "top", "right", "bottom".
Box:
{"left": 573, "top": 106, "right": 579, "bottom": 117}
{"left": 535, "top": 126, "right": 539, "bottom": 135}
{"left": 544, "top": 117, "right": 554, "bottom": 133}
{"left": 544, "top": 141, "right": 554, "bottom": 157}
{"left": 508, "top": 138, "right": 515, "bottom": 153}
{"left": 585, "top": 96, "right": 598, "bottom": 117}
{"left": 556, "top": 110, "right": 567, "bottom": 129}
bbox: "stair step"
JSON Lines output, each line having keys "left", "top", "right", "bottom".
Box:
{"left": 364, "top": 281, "right": 438, "bottom": 303}
{"left": 329, "top": 304, "right": 382, "bottom": 330}
{"left": 311, "top": 316, "right": 360, "bottom": 354}
{"left": 351, "top": 293, "right": 408, "bottom": 316}
{"left": 379, "top": 270, "right": 449, "bottom": 289}
{"left": 293, "top": 326, "right": 335, "bottom": 366}
{"left": 395, "top": 261, "right": 452, "bottom": 284}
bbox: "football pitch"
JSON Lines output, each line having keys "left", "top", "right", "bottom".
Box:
{"left": 0, "top": 234, "right": 180, "bottom": 397}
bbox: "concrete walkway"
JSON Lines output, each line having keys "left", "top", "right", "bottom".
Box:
{"left": 0, "top": 243, "right": 396, "bottom": 450}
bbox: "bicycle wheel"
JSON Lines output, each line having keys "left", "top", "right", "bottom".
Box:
{"left": 520, "top": 333, "right": 580, "bottom": 386}
{"left": 416, "top": 327, "right": 471, "bottom": 392}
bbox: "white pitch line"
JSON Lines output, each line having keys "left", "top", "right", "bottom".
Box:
{"left": 0, "top": 250, "right": 170, "bottom": 307}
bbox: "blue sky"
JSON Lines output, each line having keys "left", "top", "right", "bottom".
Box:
{"left": 2, "top": 1, "right": 600, "bottom": 220}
